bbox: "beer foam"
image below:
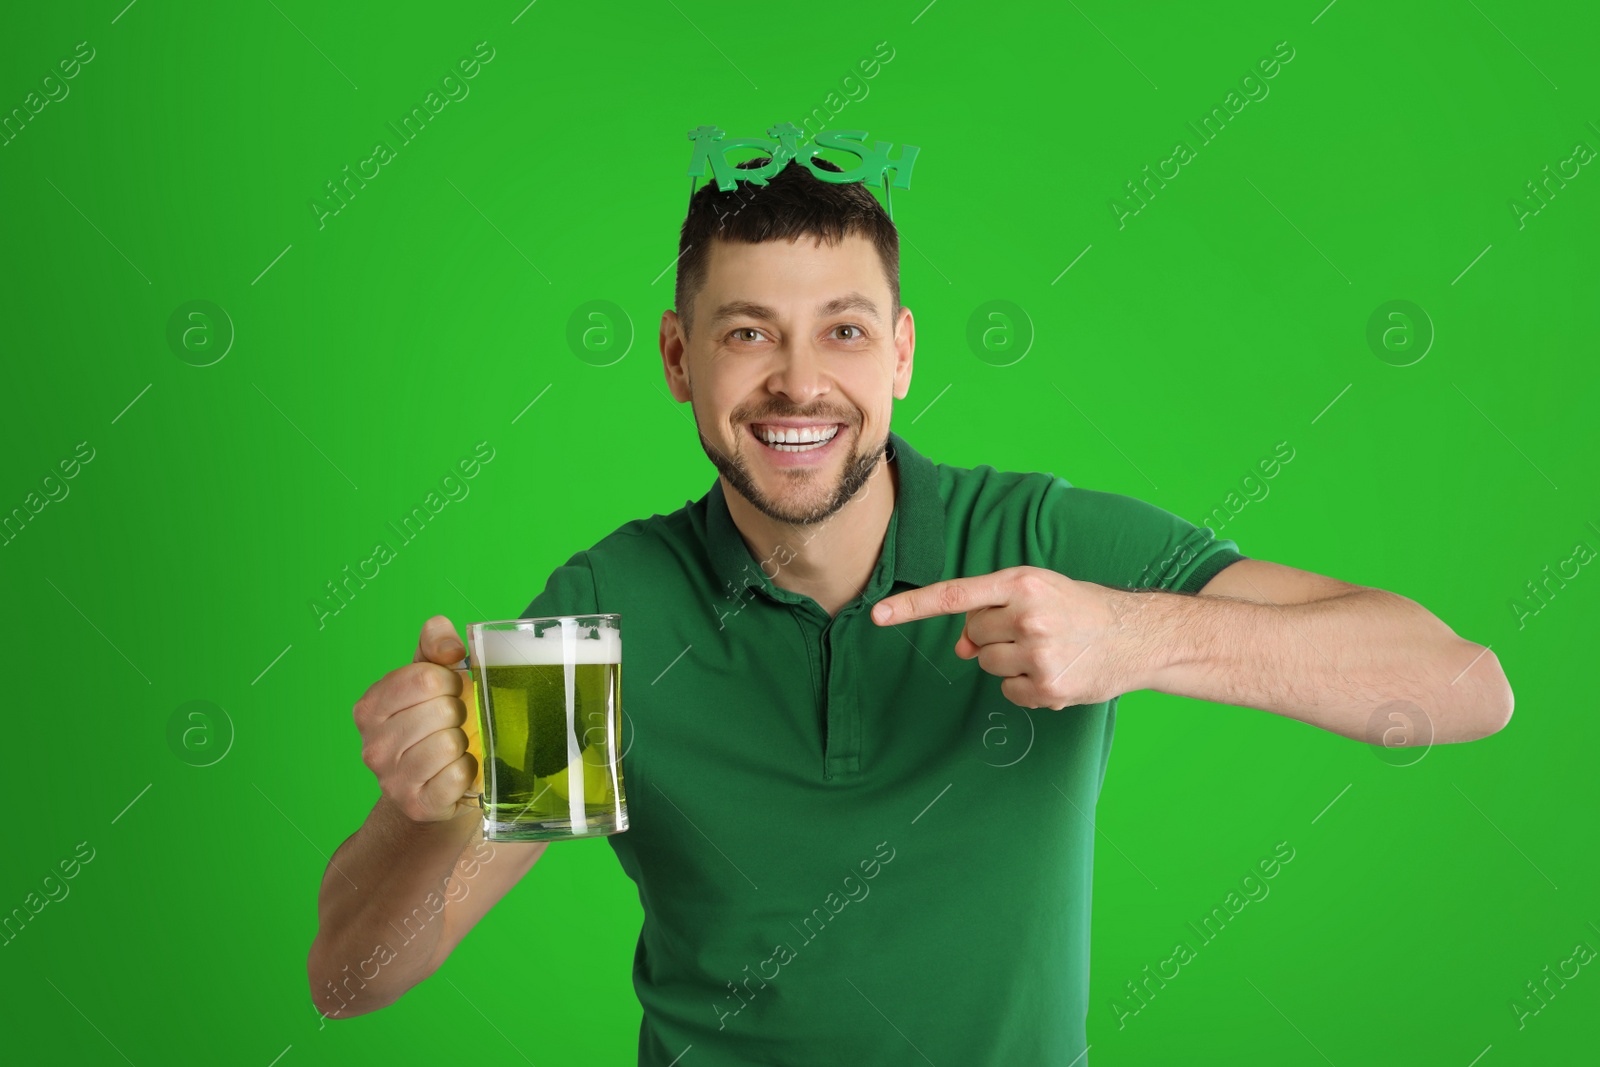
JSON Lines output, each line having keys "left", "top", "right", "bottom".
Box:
{"left": 476, "top": 624, "right": 621, "bottom": 667}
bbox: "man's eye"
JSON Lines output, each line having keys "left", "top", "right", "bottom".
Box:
{"left": 729, "top": 328, "right": 765, "bottom": 343}
{"left": 833, "top": 325, "right": 865, "bottom": 341}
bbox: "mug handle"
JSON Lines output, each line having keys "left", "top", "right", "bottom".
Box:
{"left": 453, "top": 660, "right": 486, "bottom": 801}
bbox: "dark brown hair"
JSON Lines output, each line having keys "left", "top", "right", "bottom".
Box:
{"left": 673, "top": 155, "right": 901, "bottom": 341}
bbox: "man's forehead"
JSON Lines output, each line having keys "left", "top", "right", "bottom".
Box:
{"left": 699, "top": 233, "right": 889, "bottom": 323}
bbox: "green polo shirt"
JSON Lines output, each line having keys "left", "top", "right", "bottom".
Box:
{"left": 517, "top": 431, "right": 1246, "bottom": 1065}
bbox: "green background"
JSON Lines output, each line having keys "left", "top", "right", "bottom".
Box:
{"left": 3, "top": 0, "right": 1596, "bottom": 1063}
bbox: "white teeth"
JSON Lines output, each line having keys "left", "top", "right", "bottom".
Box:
{"left": 754, "top": 424, "right": 840, "bottom": 448}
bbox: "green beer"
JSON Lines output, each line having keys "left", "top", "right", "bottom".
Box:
{"left": 470, "top": 618, "right": 627, "bottom": 841}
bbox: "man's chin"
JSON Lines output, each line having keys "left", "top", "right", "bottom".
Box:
{"left": 704, "top": 428, "right": 887, "bottom": 527}
{"left": 725, "top": 467, "right": 836, "bottom": 525}
{"left": 752, "top": 493, "right": 842, "bottom": 527}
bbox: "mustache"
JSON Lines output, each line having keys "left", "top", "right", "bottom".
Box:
{"left": 739, "top": 412, "right": 855, "bottom": 426}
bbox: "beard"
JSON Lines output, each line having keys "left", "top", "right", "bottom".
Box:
{"left": 694, "top": 407, "right": 887, "bottom": 527}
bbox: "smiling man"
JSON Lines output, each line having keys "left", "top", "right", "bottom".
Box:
{"left": 309, "top": 154, "right": 1515, "bottom": 1065}
{"left": 666, "top": 164, "right": 913, "bottom": 619}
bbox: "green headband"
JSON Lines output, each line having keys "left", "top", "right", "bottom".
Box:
{"left": 685, "top": 123, "right": 919, "bottom": 221}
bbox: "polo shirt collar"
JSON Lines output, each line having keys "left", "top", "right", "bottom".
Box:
{"left": 705, "top": 430, "right": 945, "bottom": 597}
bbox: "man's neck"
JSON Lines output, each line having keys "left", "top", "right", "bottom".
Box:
{"left": 722, "top": 451, "right": 899, "bottom": 618}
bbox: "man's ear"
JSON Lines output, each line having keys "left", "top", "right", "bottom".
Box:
{"left": 661, "top": 310, "right": 691, "bottom": 402}
{"left": 892, "top": 305, "right": 915, "bottom": 401}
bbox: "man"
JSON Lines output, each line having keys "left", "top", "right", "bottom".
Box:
{"left": 307, "top": 156, "right": 1513, "bottom": 1064}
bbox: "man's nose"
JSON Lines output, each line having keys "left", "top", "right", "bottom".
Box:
{"left": 766, "top": 342, "right": 830, "bottom": 406}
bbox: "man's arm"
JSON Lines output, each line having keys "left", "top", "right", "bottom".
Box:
{"left": 308, "top": 616, "right": 549, "bottom": 1021}
{"left": 1133, "top": 558, "right": 1514, "bottom": 743}
{"left": 307, "top": 798, "right": 547, "bottom": 1022}
{"left": 870, "top": 559, "right": 1513, "bottom": 743}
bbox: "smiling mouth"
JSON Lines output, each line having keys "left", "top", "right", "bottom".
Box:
{"left": 748, "top": 422, "right": 845, "bottom": 453}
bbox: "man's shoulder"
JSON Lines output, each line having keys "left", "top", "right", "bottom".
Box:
{"left": 921, "top": 448, "right": 1064, "bottom": 515}
{"left": 570, "top": 488, "right": 713, "bottom": 566}
{"left": 918, "top": 446, "right": 1178, "bottom": 555}
{"left": 925, "top": 446, "right": 1166, "bottom": 517}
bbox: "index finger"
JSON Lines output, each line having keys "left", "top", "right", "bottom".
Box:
{"left": 415, "top": 614, "right": 467, "bottom": 666}
{"left": 871, "top": 574, "right": 1011, "bottom": 625}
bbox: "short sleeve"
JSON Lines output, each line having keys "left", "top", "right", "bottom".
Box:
{"left": 1036, "top": 478, "right": 1248, "bottom": 594}
{"left": 518, "top": 550, "right": 601, "bottom": 619}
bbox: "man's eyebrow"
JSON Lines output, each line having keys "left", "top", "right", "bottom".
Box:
{"left": 707, "top": 301, "right": 777, "bottom": 331}
{"left": 708, "top": 293, "right": 883, "bottom": 331}
{"left": 817, "top": 292, "right": 883, "bottom": 325}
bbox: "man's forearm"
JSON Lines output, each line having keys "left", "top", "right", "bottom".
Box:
{"left": 308, "top": 797, "right": 480, "bottom": 1021}
{"left": 1130, "top": 587, "right": 1513, "bottom": 743}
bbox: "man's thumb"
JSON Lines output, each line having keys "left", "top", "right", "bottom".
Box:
{"left": 415, "top": 615, "right": 466, "bottom": 665}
